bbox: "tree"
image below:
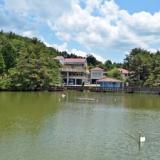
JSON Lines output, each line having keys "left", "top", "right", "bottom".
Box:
{"left": 0, "top": 31, "right": 62, "bottom": 90}
{"left": 8, "top": 46, "right": 61, "bottom": 91}
{"left": 107, "top": 68, "right": 122, "bottom": 79}
{"left": 104, "top": 60, "right": 112, "bottom": 69}
{"left": 124, "top": 48, "right": 160, "bottom": 86}
{"left": 86, "top": 54, "right": 101, "bottom": 66}
{"left": 1, "top": 42, "right": 16, "bottom": 70}
{"left": 0, "top": 52, "right": 5, "bottom": 74}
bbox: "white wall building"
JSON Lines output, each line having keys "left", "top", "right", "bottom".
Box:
{"left": 55, "top": 56, "right": 89, "bottom": 86}
{"left": 90, "top": 67, "right": 104, "bottom": 84}
{"left": 118, "top": 68, "right": 129, "bottom": 80}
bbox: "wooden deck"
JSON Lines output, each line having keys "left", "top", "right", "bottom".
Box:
{"left": 48, "top": 85, "right": 160, "bottom": 95}
{"left": 48, "top": 86, "right": 64, "bottom": 92}
{"left": 125, "top": 87, "right": 160, "bottom": 94}
{"left": 66, "top": 86, "right": 160, "bottom": 94}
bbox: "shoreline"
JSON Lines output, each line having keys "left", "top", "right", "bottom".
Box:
{"left": 0, "top": 86, "right": 160, "bottom": 95}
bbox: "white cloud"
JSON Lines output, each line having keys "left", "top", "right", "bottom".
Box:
{"left": 51, "top": 0, "right": 160, "bottom": 56}
{"left": 45, "top": 42, "right": 105, "bottom": 62}
{"left": 49, "top": 42, "right": 68, "bottom": 52}
{"left": 56, "top": 32, "right": 71, "bottom": 41}
{"left": 22, "top": 31, "right": 35, "bottom": 38}
{"left": 1, "top": 0, "right": 160, "bottom": 62}
{"left": 5, "top": 0, "right": 29, "bottom": 12}
{"left": 85, "top": 0, "right": 102, "bottom": 13}
{"left": 4, "top": 0, "right": 74, "bottom": 17}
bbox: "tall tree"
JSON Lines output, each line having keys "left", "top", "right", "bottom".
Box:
{"left": 1, "top": 42, "right": 16, "bottom": 70}
{"left": 0, "top": 52, "right": 5, "bottom": 74}
{"left": 104, "top": 60, "right": 112, "bottom": 69}
{"left": 107, "top": 68, "right": 122, "bottom": 80}
{"left": 0, "top": 31, "right": 62, "bottom": 90}
{"left": 86, "top": 54, "right": 101, "bottom": 66}
{"left": 124, "top": 48, "right": 160, "bottom": 86}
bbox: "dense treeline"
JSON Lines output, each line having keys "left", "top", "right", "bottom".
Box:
{"left": 86, "top": 54, "right": 123, "bottom": 69}
{"left": 86, "top": 48, "right": 160, "bottom": 87}
{"left": 0, "top": 31, "right": 62, "bottom": 91}
{"left": 0, "top": 31, "right": 159, "bottom": 90}
{"left": 124, "top": 48, "right": 160, "bottom": 87}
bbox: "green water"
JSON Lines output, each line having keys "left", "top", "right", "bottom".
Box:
{"left": 0, "top": 91, "right": 160, "bottom": 160}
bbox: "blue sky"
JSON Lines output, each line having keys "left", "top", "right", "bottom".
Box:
{"left": 116, "top": 0, "right": 160, "bottom": 13}
{"left": 0, "top": 0, "right": 160, "bottom": 62}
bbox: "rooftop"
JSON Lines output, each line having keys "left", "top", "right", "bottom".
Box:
{"left": 97, "top": 77, "right": 122, "bottom": 83}
{"left": 91, "top": 67, "right": 104, "bottom": 71}
{"left": 64, "top": 58, "right": 86, "bottom": 64}
{"left": 54, "top": 56, "right": 64, "bottom": 60}
{"left": 54, "top": 56, "right": 86, "bottom": 64}
{"left": 61, "top": 67, "right": 88, "bottom": 73}
{"left": 118, "top": 68, "right": 129, "bottom": 74}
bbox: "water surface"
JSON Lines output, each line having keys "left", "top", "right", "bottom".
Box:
{"left": 0, "top": 91, "right": 160, "bottom": 160}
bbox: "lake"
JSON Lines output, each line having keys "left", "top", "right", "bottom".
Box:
{"left": 0, "top": 91, "right": 160, "bottom": 160}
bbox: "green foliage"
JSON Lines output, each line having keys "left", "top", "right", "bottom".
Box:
{"left": 0, "top": 31, "right": 159, "bottom": 90}
{"left": 104, "top": 60, "right": 122, "bottom": 70}
{"left": 60, "top": 51, "right": 82, "bottom": 58}
{"left": 107, "top": 68, "right": 122, "bottom": 80}
{"left": 0, "top": 31, "right": 61, "bottom": 91}
{"left": 104, "top": 60, "right": 112, "bottom": 70}
{"left": 0, "top": 52, "right": 5, "bottom": 74}
{"left": 86, "top": 54, "right": 102, "bottom": 66}
{"left": 124, "top": 48, "right": 160, "bottom": 86}
{"left": 1, "top": 42, "right": 16, "bottom": 70}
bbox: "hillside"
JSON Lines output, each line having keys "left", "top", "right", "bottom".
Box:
{"left": 0, "top": 31, "right": 103, "bottom": 91}
{"left": 0, "top": 31, "right": 160, "bottom": 90}
{"left": 0, "top": 31, "right": 64, "bottom": 91}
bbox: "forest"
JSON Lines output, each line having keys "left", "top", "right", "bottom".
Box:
{"left": 86, "top": 49, "right": 160, "bottom": 87}
{"left": 0, "top": 31, "right": 62, "bottom": 91}
{"left": 124, "top": 48, "right": 160, "bottom": 87}
{"left": 0, "top": 31, "right": 160, "bottom": 90}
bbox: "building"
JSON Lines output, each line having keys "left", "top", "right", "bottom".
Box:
{"left": 118, "top": 68, "right": 129, "bottom": 80}
{"left": 54, "top": 56, "right": 64, "bottom": 65}
{"left": 55, "top": 56, "right": 89, "bottom": 86}
{"left": 54, "top": 56, "right": 127, "bottom": 87}
{"left": 97, "top": 77, "right": 124, "bottom": 88}
{"left": 90, "top": 67, "right": 104, "bottom": 84}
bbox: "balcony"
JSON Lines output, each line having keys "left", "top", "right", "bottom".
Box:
{"left": 62, "top": 76, "right": 87, "bottom": 79}
{"left": 61, "top": 66, "right": 88, "bottom": 73}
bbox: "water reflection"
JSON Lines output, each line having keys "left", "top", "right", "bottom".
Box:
{"left": 0, "top": 92, "right": 61, "bottom": 137}
{"left": 0, "top": 91, "right": 160, "bottom": 160}
{"left": 123, "top": 94, "right": 160, "bottom": 110}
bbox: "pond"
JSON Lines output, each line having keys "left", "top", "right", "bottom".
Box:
{"left": 0, "top": 91, "right": 160, "bottom": 160}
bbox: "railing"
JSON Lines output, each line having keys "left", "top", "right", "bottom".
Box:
{"left": 62, "top": 76, "right": 86, "bottom": 79}
{"left": 90, "top": 87, "right": 124, "bottom": 92}
{"left": 48, "top": 86, "right": 64, "bottom": 92}
{"left": 125, "top": 86, "right": 160, "bottom": 94}
{"left": 47, "top": 85, "right": 160, "bottom": 94}
{"left": 65, "top": 86, "right": 160, "bottom": 94}
{"left": 66, "top": 86, "right": 124, "bottom": 92}
{"left": 61, "top": 67, "right": 88, "bottom": 72}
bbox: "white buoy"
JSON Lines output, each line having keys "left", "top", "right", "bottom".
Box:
{"left": 61, "top": 94, "right": 66, "bottom": 98}
{"left": 140, "top": 136, "right": 145, "bottom": 143}
{"left": 139, "top": 133, "right": 145, "bottom": 143}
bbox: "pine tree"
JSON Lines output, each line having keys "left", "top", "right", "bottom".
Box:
{"left": 0, "top": 52, "right": 5, "bottom": 74}
{"left": 1, "top": 42, "right": 16, "bottom": 70}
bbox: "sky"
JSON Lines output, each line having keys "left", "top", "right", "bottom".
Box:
{"left": 0, "top": 0, "right": 160, "bottom": 62}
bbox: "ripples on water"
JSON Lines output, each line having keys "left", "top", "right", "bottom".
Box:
{"left": 0, "top": 91, "right": 160, "bottom": 160}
